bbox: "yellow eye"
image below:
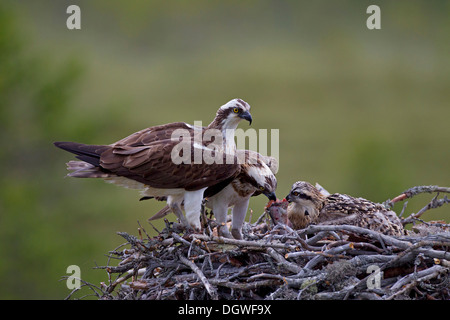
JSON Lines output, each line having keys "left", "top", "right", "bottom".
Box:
{"left": 259, "top": 186, "right": 265, "bottom": 191}
{"left": 233, "top": 107, "right": 240, "bottom": 113}
{"left": 293, "top": 192, "right": 299, "bottom": 196}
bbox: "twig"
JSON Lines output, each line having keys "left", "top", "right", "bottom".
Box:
{"left": 177, "top": 251, "right": 219, "bottom": 300}
{"left": 387, "top": 265, "right": 449, "bottom": 299}
{"left": 209, "top": 278, "right": 282, "bottom": 291}
{"left": 402, "top": 195, "right": 449, "bottom": 226}
{"left": 266, "top": 248, "right": 302, "bottom": 273}
{"left": 385, "top": 185, "right": 450, "bottom": 207}
{"left": 60, "top": 276, "right": 104, "bottom": 300}
{"left": 304, "top": 224, "right": 412, "bottom": 250}
{"left": 191, "top": 234, "right": 298, "bottom": 251}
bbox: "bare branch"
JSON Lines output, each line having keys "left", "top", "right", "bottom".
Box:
{"left": 177, "top": 251, "right": 219, "bottom": 300}
{"left": 385, "top": 185, "right": 450, "bottom": 207}
{"left": 402, "top": 195, "right": 449, "bottom": 226}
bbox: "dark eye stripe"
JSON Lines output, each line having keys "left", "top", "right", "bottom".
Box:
{"left": 299, "top": 193, "right": 313, "bottom": 201}
{"left": 293, "top": 191, "right": 313, "bottom": 201}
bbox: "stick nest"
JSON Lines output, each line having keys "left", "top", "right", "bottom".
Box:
{"left": 66, "top": 186, "right": 450, "bottom": 300}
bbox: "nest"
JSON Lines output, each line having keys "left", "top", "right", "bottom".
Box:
{"left": 66, "top": 217, "right": 449, "bottom": 300}
{"left": 64, "top": 186, "right": 449, "bottom": 300}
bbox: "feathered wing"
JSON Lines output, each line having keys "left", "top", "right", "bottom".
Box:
{"left": 104, "top": 141, "right": 239, "bottom": 190}
{"left": 318, "top": 193, "right": 404, "bottom": 236}
{"left": 112, "top": 122, "right": 193, "bottom": 146}
{"left": 54, "top": 122, "right": 240, "bottom": 192}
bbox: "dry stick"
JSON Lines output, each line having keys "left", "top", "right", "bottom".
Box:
{"left": 386, "top": 265, "right": 449, "bottom": 300}
{"left": 411, "top": 218, "right": 450, "bottom": 230}
{"left": 293, "top": 243, "right": 354, "bottom": 273}
{"left": 137, "top": 220, "right": 152, "bottom": 241}
{"left": 386, "top": 185, "right": 450, "bottom": 207}
{"left": 402, "top": 195, "right": 449, "bottom": 226}
{"left": 106, "top": 268, "right": 147, "bottom": 293}
{"left": 172, "top": 232, "right": 191, "bottom": 246}
{"left": 304, "top": 225, "right": 412, "bottom": 250}
{"left": 253, "top": 210, "right": 269, "bottom": 225}
{"left": 191, "top": 234, "right": 298, "bottom": 251}
{"left": 102, "top": 241, "right": 130, "bottom": 290}
{"left": 342, "top": 238, "right": 450, "bottom": 300}
{"left": 177, "top": 252, "right": 219, "bottom": 300}
{"left": 209, "top": 278, "right": 282, "bottom": 291}
{"left": 384, "top": 185, "right": 450, "bottom": 223}
{"left": 266, "top": 248, "right": 302, "bottom": 274}
{"left": 61, "top": 276, "right": 104, "bottom": 300}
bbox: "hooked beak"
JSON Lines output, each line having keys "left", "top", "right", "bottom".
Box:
{"left": 264, "top": 191, "right": 277, "bottom": 201}
{"left": 239, "top": 111, "right": 252, "bottom": 125}
{"left": 285, "top": 194, "right": 292, "bottom": 203}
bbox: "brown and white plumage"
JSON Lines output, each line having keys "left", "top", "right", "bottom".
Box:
{"left": 285, "top": 181, "right": 404, "bottom": 236}
{"left": 149, "top": 150, "right": 278, "bottom": 239}
{"left": 54, "top": 98, "right": 252, "bottom": 230}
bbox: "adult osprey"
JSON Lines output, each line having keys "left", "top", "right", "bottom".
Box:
{"left": 285, "top": 181, "right": 404, "bottom": 236}
{"left": 149, "top": 150, "right": 278, "bottom": 239}
{"left": 54, "top": 99, "right": 252, "bottom": 231}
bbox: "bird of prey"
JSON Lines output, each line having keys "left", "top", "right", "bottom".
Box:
{"left": 285, "top": 181, "right": 404, "bottom": 236}
{"left": 148, "top": 150, "right": 278, "bottom": 239}
{"left": 54, "top": 98, "right": 253, "bottom": 231}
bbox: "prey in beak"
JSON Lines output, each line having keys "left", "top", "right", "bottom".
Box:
{"left": 264, "top": 191, "right": 277, "bottom": 201}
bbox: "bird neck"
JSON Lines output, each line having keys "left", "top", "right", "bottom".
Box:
{"left": 289, "top": 201, "right": 321, "bottom": 220}
{"left": 207, "top": 117, "right": 238, "bottom": 152}
{"left": 207, "top": 116, "right": 240, "bottom": 131}
{"left": 302, "top": 203, "right": 320, "bottom": 219}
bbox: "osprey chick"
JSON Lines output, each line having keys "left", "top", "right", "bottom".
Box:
{"left": 285, "top": 181, "right": 404, "bottom": 236}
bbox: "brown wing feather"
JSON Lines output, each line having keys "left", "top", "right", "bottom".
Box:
{"left": 319, "top": 193, "right": 404, "bottom": 236}
{"left": 324, "top": 194, "right": 387, "bottom": 215}
{"left": 101, "top": 131, "right": 240, "bottom": 191}
{"left": 57, "top": 122, "right": 240, "bottom": 191}
{"left": 113, "top": 122, "right": 193, "bottom": 146}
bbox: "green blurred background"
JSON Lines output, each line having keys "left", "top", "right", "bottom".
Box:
{"left": 0, "top": 0, "right": 448, "bottom": 299}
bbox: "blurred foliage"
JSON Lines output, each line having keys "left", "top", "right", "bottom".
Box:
{"left": 0, "top": 0, "right": 448, "bottom": 299}
{"left": 0, "top": 3, "right": 86, "bottom": 299}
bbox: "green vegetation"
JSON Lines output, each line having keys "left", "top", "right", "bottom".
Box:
{"left": 0, "top": 1, "right": 448, "bottom": 299}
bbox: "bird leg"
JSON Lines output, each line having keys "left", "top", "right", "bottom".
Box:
{"left": 209, "top": 205, "right": 233, "bottom": 238}
{"left": 230, "top": 199, "right": 250, "bottom": 240}
{"left": 218, "top": 224, "right": 233, "bottom": 239}
{"left": 169, "top": 202, "right": 193, "bottom": 232}
{"left": 183, "top": 189, "right": 207, "bottom": 232}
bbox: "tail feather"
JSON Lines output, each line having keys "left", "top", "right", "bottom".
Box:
{"left": 148, "top": 205, "right": 172, "bottom": 221}
{"left": 54, "top": 141, "right": 109, "bottom": 167}
{"left": 66, "top": 160, "right": 110, "bottom": 178}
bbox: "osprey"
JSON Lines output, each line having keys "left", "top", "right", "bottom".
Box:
{"left": 285, "top": 181, "right": 404, "bottom": 236}
{"left": 149, "top": 150, "right": 278, "bottom": 239}
{"left": 54, "top": 98, "right": 253, "bottom": 231}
